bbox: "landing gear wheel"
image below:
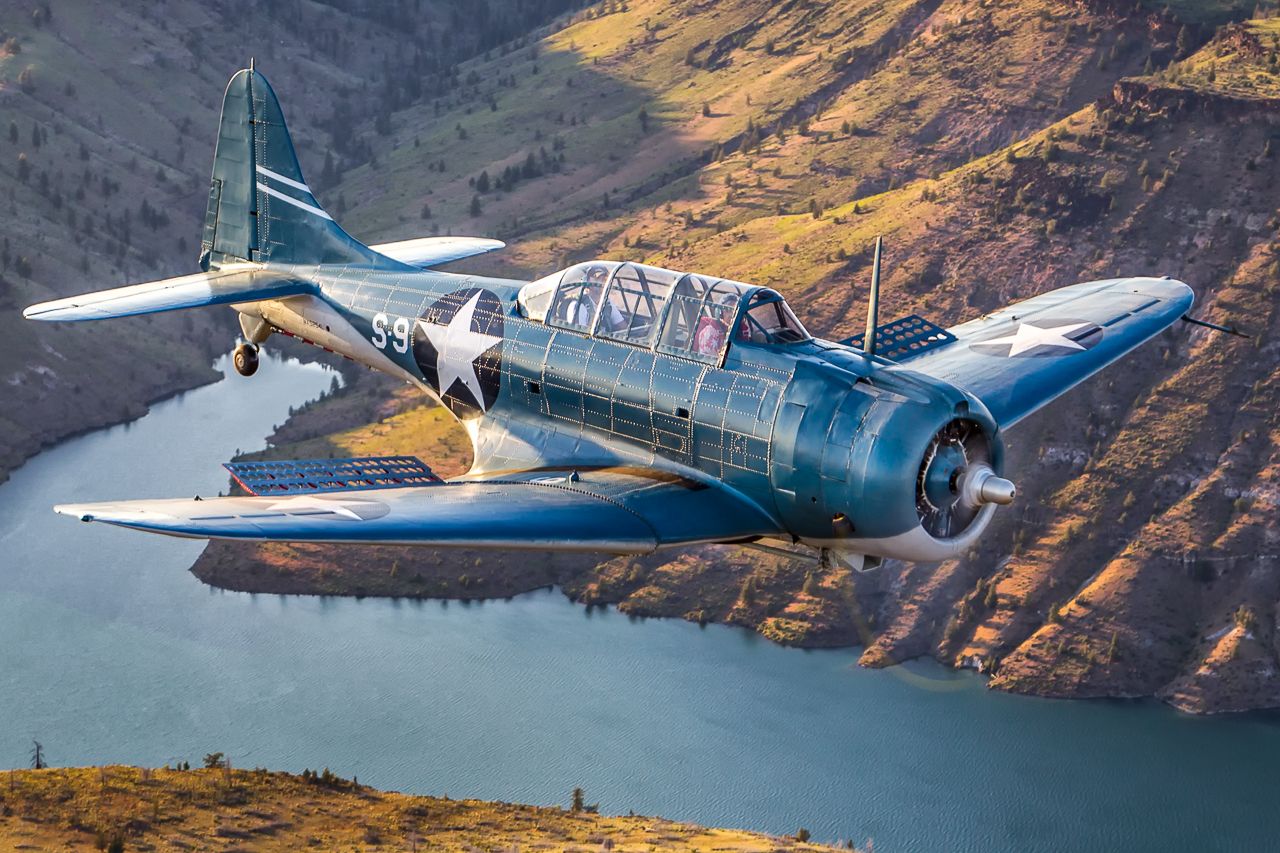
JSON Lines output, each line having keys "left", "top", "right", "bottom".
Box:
{"left": 233, "top": 343, "right": 259, "bottom": 377}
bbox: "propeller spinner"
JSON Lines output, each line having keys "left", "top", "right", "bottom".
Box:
{"left": 915, "top": 419, "right": 1015, "bottom": 539}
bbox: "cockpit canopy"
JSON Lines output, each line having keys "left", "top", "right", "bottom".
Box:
{"left": 517, "top": 261, "right": 809, "bottom": 365}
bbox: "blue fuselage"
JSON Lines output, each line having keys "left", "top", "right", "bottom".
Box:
{"left": 243, "top": 265, "right": 998, "bottom": 555}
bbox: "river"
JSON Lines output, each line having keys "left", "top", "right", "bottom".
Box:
{"left": 1, "top": 354, "right": 1277, "bottom": 852}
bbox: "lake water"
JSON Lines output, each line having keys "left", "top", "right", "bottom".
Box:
{"left": 2, "top": 354, "right": 1278, "bottom": 852}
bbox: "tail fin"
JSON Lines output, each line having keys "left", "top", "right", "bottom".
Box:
{"left": 200, "top": 67, "right": 399, "bottom": 270}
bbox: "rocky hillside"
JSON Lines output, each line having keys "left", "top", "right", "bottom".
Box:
{"left": 6, "top": 0, "right": 1279, "bottom": 713}
{"left": 193, "top": 2, "right": 1280, "bottom": 715}
{"left": 0, "top": 766, "right": 844, "bottom": 851}
{"left": 0, "top": 0, "right": 582, "bottom": 481}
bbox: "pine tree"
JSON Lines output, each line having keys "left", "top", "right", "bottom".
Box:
{"left": 8, "top": 120, "right": 17, "bottom": 144}
{"left": 470, "top": 195, "right": 482, "bottom": 217}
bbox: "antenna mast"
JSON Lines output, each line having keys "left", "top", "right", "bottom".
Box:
{"left": 863, "top": 235, "right": 883, "bottom": 357}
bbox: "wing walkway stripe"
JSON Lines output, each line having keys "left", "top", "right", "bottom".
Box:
{"left": 255, "top": 164, "right": 312, "bottom": 194}
{"left": 256, "top": 182, "right": 334, "bottom": 220}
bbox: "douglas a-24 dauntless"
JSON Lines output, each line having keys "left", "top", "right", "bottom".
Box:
{"left": 25, "top": 68, "right": 1205, "bottom": 570}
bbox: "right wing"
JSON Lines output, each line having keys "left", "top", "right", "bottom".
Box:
{"left": 23, "top": 266, "right": 313, "bottom": 322}
{"left": 897, "top": 276, "right": 1193, "bottom": 428}
{"left": 55, "top": 463, "right": 780, "bottom": 554}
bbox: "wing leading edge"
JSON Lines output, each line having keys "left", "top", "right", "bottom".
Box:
{"left": 55, "top": 466, "right": 781, "bottom": 553}
{"left": 22, "top": 266, "right": 313, "bottom": 322}
{"left": 899, "top": 276, "right": 1193, "bottom": 428}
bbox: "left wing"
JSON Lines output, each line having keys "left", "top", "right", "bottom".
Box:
{"left": 370, "top": 236, "right": 505, "bottom": 269}
{"left": 898, "top": 276, "right": 1193, "bottom": 428}
{"left": 54, "top": 463, "right": 780, "bottom": 553}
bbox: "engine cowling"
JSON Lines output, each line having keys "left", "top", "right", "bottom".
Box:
{"left": 770, "top": 360, "right": 1012, "bottom": 562}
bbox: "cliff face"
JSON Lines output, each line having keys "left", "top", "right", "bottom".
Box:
{"left": 7, "top": 0, "right": 1274, "bottom": 712}
{"left": 192, "top": 7, "right": 1280, "bottom": 714}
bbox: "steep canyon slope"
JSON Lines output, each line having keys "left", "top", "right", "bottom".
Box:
{"left": 6, "top": 0, "right": 1278, "bottom": 712}
{"left": 0, "top": 0, "right": 579, "bottom": 480}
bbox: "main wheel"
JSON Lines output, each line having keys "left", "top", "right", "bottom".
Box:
{"left": 233, "top": 343, "right": 259, "bottom": 377}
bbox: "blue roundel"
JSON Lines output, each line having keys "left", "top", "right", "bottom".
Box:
{"left": 411, "top": 288, "right": 504, "bottom": 419}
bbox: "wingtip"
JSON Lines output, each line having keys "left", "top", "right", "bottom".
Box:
{"left": 1129, "top": 276, "right": 1194, "bottom": 311}
{"left": 53, "top": 504, "right": 94, "bottom": 522}
{"left": 22, "top": 302, "right": 48, "bottom": 320}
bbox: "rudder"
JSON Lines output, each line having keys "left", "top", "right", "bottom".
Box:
{"left": 200, "top": 67, "right": 400, "bottom": 270}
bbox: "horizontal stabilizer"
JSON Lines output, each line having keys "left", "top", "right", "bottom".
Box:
{"left": 225, "top": 456, "right": 440, "bottom": 496}
{"left": 369, "top": 236, "right": 505, "bottom": 268}
{"left": 23, "top": 266, "right": 313, "bottom": 322}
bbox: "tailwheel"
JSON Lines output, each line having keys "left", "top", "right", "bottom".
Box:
{"left": 232, "top": 342, "right": 259, "bottom": 377}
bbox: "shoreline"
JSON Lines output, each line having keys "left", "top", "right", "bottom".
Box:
{"left": 190, "top": 539, "right": 1272, "bottom": 718}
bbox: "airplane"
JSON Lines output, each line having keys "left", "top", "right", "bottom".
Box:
{"left": 24, "top": 66, "right": 1198, "bottom": 572}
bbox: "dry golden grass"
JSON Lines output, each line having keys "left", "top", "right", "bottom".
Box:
{"left": 0, "top": 766, "right": 841, "bottom": 853}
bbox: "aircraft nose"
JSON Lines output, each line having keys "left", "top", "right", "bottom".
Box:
{"left": 958, "top": 465, "right": 1016, "bottom": 508}
{"left": 978, "top": 475, "right": 1016, "bottom": 505}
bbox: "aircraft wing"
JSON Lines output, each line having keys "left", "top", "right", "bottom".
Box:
{"left": 369, "top": 236, "right": 505, "bottom": 269}
{"left": 22, "top": 266, "right": 313, "bottom": 322}
{"left": 53, "top": 462, "right": 780, "bottom": 553}
{"left": 899, "top": 277, "right": 1193, "bottom": 428}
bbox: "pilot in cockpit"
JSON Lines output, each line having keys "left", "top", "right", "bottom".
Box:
{"left": 692, "top": 293, "right": 735, "bottom": 356}
{"left": 567, "top": 264, "right": 626, "bottom": 332}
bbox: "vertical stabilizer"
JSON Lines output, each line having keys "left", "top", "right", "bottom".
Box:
{"left": 200, "top": 68, "right": 401, "bottom": 270}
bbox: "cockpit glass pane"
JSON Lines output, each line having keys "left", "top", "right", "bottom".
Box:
{"left": 546, "top": 261, "right": 619, "bottom": 333}
{"left": 658, "top": 275, "right": 743, "bottom": 364}
{"left": 736, "top": 290, "right": 811, "bottom": 345}
{"left": 517, "top": 271, "right": 561, "bottom": 322}
{"left": 595, "top": 263, "right": 678, "bottom": 347}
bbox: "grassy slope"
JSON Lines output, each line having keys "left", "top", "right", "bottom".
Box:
{"left": 0, "top": 766, "right": 841, "bottom": 852}
{"left": 0, "top": 0, "right": 577, "bottom": 480}
{"left": 203, "top": 2, "right": 1280, "bottom": 713}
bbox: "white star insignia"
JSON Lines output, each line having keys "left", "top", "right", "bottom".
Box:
{"left": 417, "top": 292, "right": 503, "bottom": 412}
{"left": 265, "top": 494, "right": 372, "bottom": 520}
{"left": 980, "top": 321, "right": 1092, "bottom": 357}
